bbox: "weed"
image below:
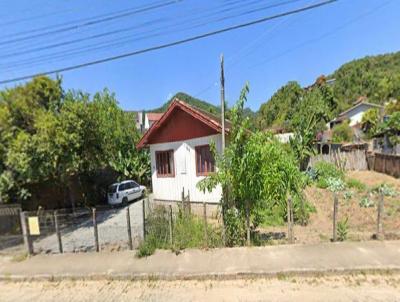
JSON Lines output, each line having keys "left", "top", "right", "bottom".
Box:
{"left": 11, "top": 252, "right": 28, "bottom": 262}
{"left": 359, "top": 196, "right": 374, "bottom": 208}
{"left": 346, "top": 178, "right": 367, "bottom": 192}
{"left": 337, "top": 217, "right": 349, "bottom": 241}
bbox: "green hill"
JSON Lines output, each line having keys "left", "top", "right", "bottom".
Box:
{"left": 151, "top": 92, "right": 221, "bottom": 114}
{"left": 257, "top": 51, "right": 400, "bottom": 130}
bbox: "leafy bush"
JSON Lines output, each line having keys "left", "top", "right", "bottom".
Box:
{"left": 314, "top": 161, "right": 344, "bottom": 189}
{"left": 343, "top": 191, "right": 353, "bottom": 201}
{"left": 327, "top": 177, "right": 346, "bottom": 193}
{"left": 224, "top": 207, "right": 246, "bottom": 247}
{"left": 337, "top": 217, "right": 349, "bottom": 241}
{"left": 332, "top": 121, "right": 353, "bottom": 143}
{"left": 346, "top": 178, "right": 367, "bottom": 192}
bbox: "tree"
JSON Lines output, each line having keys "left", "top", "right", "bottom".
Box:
{"left": 361, "top": 108, "right": 380, "bottom": 137}
{"left": 289, "top": 88, "right": 332, "bottom": 170}
{"left": 0, "top": 77, "right": 149, "bottom": 205}
{"left": 198, "top": 84, "right": 306, "bottom": 245}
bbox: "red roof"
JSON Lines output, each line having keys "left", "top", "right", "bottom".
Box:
{"left": 137, "top": 99, "right": 230, "bottom": 149}
{"left": 147, "top": 112, "right": 163, "bottom": 122}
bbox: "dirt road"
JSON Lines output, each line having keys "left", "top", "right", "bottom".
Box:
{"left": 1, "top": 274, "right": 399, "bottom": 302}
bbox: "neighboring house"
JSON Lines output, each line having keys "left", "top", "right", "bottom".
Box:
{"left": 372, "top": 126, "right": 400, "bottom": 155}
{"left": 132, "top": 111, "right": 163, "bottom": 133}
{"left": 328, "top": 100, "right": 383, "bottom": 129}
{"left": 146, "top": 112, "right": 163, "bottom": 129}
{"left": 137, "top": 99, "right": 230, "bottom": 203}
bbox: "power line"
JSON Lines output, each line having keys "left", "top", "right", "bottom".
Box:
{"left": 0, "top": 0, "right": 271, "bottom": 57}
{"left": 0, "top": 0, "right": 306, "bottom": 69}
{"left": 0, "top": 0, "right": 182, "bottom": 46}
{"left": 0, "top": 0, "right": 305, "bottom": 61}
{"left": 0, "top": 0, "right": 337, "bottom": 85}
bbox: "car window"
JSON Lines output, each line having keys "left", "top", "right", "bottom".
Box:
{"left": 132, "top": 181, "right": 139, "bottom": 188}
{"left": 118, "top": 183, "right": 126, "bottom": 191}
{"left": 108, "top": 184, "right": 118, "bottom": 193}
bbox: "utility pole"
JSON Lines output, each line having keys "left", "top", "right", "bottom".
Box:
{"left": 220, "top": 54, "right": 227, "bottom": 246}
{"left": 220, "top": 54, "right": 226, "bottom": 151}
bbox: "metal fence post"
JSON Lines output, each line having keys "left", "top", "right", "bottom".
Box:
{"left": 142, "top": 199, "right": 146, "bottom": 241}
{"left": 377, "top": 192, "right": 384, "bottom": 240}
{"left": 332, "top": 193, "right": 338, "bottom": 242}
{"left": 54, "top": 210, "right": 63, "bottom": 253}
{"left": 19, "top": 211, "right": 33, "bottom": 255}
{"left": 203, "top": 202, "right": 208, "bottom": 248}
{"left": 168, "top": 205, "right": 173, "bottom": 246}
{"left": 126, "top": 207, "right": 133, "bottom": 250}
{"left": 92, "top": 208, "right": 99, "bottom": 252}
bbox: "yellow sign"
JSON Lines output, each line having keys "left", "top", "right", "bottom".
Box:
{"left": 28, "top": 217, "right": 40, "bottom": 235}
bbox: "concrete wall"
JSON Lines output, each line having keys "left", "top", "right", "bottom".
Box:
{"left": 149, "top": 134, "right": 222, "bottom": 203}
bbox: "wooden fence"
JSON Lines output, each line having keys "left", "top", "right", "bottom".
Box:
{"left": 309, "top": 149, "right": 368, "bottom": 171}
{"left": 368, "top": 153, "right": 400, "bottom": 178}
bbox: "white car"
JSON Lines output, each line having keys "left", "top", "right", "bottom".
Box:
{"left": 107, "top": 180, "right": 146, "bottom": 206}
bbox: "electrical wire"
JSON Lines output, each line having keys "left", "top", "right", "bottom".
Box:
{"left": 0, "top": 0, "right": 337, "bottom": 85}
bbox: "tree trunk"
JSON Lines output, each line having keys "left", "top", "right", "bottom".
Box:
{"left": 246, "top": 201, "right": 250, "bottom": 246}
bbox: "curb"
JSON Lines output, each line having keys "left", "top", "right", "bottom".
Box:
{"left": 2, "top": 267, "right": 400, "bottom": 282}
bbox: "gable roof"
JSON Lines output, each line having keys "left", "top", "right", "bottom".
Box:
{"left": 137, "top": 98, "right": 231, "bottom": 149}
{"left": 147, "top": 112, "right": 163, "bottom": 122}
{"left": 337, "top": 101, "right": 383, "bottom": 118}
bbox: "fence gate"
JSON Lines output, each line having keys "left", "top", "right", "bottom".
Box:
{"left": 0, "top": 204, "right": 23, "bottom": 251}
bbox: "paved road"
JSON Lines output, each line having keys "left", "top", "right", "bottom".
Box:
{"left": 32, "top": 200, "right": 145, "bottom": 253}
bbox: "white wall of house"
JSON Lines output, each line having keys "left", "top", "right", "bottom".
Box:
{"left": 342, "top": 104, "right": 379, "bottom": 127}
{"left": 274, "top": 132, "right": 294, "bottom": 143}
{"left": 149, "top": 134, "right": 222, "bottom": 203}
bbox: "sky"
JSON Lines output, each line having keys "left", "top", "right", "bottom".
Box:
{"left": 0, "top": 0, "right": 399, "bottom": 111}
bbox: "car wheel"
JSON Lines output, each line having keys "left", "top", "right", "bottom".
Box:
{"left": 122, "top": 197, "right": 128, "bottom": 206}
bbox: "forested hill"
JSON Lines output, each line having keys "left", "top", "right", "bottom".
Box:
{"left": 257, "top": 51, "right": 400, "bottom": 130}
{"left": 150, "top": 92, "right": 256, "bottom": 120}
{"left": 151, "top": 92, "right": 221, "bottom": 114}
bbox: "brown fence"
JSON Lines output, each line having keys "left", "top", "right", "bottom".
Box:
{"left": 309, "top": 150, "right": 368, "bottom": 171}
{"left": 368, "top": 153, "right": 400, "bottom": 178}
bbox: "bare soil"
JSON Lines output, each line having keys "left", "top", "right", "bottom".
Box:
{"left": 1, "top": 274, "right": 399, "bottom": 302}
{"left": 261, "top": 170, "right": 400, "bottom": 244}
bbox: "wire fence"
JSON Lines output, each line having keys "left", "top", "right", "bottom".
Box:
{"left": 8, "top": 192, "right": 400, "bottom": 255}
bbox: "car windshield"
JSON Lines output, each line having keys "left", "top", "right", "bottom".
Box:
{"left": 108, "top": 184, "right": 118, "bottom": 193}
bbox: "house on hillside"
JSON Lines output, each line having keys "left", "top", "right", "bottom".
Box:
{"left": 137, "top": 99, "right": 229, "bottom": 204}
{"left": 328, "top": 99, "right": 383, "bottom": 129}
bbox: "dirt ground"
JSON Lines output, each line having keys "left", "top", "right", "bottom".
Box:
{"left": 1, "top": 274, "right": 399, "bottom": 302}
{"left": 262, "top": 170, "right": 400, "bottom": 244}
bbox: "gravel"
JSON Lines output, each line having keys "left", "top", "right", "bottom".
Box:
{"left": 32, "top": 200, "right": 145, "bottom": 254}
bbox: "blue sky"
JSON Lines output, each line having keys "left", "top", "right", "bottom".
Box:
{"left": 0, "top": 0, "right": 399, "bottom": 111}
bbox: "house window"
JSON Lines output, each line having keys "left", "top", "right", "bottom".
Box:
{"left": 155, "top": 150, "right": 174, "bottom": 177}
{"left": 195, "top": 145, "right": 215, "bottom": 176}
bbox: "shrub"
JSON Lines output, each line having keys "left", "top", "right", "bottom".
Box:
{"left": 359, "top": 196, "right": 374, "bottom": 208}
{"left": 343, "top": 191, "right": 353, "bottom": 201}
{"left": 314, "top": 161, "right": 344, "bottom": 189}
{"left": 332, "top": 121, "right": 353, "bottom": 143}
{"left": 346, "top": 178, "right": 367, "bottom": 192}
{"left": 224, "top": 207, "right": 246, "bottom": 247}
{"left": 136, "top": 205, "right": 223, "bottom": 257}
{"left": 337, "top": 217, "right": 349, "bottom": 241}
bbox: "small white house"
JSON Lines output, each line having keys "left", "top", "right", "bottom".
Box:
{"left": 137, "top": 99, "right": 229, "bottom": 203}
{"left": 328, "top": 100, "right": 383, "bottom": 129}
